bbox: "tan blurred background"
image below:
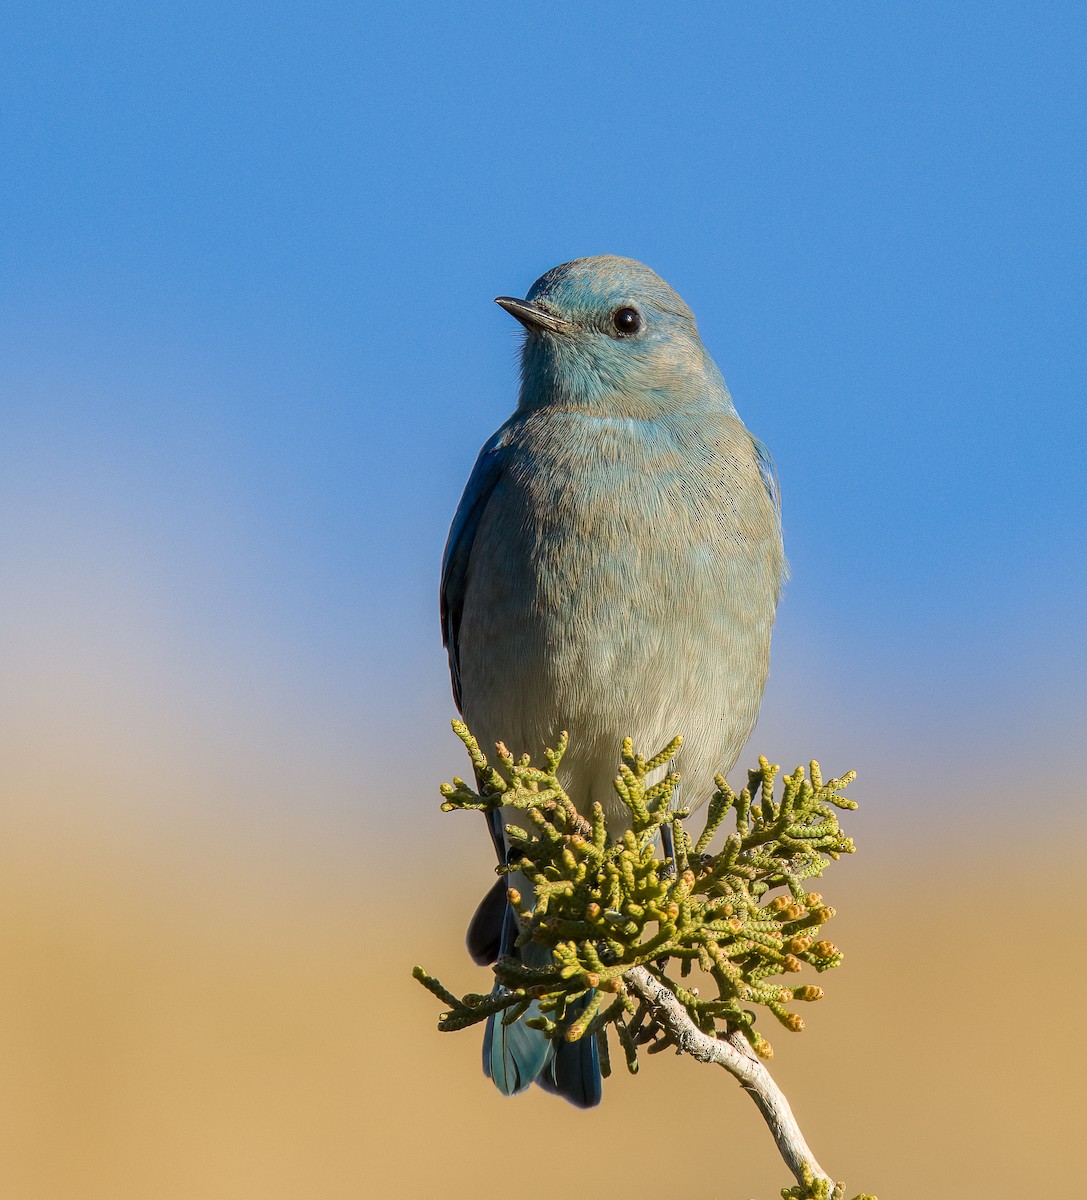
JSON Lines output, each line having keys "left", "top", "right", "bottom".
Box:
{"left": 1, "top": 702, "right": 1082, "bottom": 1199}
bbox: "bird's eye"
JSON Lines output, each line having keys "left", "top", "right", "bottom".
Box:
{"left": 612, "top": 306, "right": 641, "bottom": 336}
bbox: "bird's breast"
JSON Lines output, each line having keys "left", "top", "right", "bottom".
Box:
{"left": 458, "top": 408, "right": 782, "bottom": 817}
{"left": 503, "top": 411, "right": 774, "bottom": 584}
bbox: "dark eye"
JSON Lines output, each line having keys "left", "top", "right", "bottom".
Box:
{"left": 612, "top": 306, "right": 641, "bottom": 336}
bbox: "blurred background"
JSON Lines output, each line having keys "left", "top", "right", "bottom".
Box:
{"left": 1, "top": 4, "right": 1084, "bottom": 1197}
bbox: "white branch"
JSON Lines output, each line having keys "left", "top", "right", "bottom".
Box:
{"left": 625, "top": 966, "right": 835, "bottom": 1193}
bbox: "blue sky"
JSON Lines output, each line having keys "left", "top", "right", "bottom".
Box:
{"left": 1, "top": 3, "right": 1084, "bottom": 853}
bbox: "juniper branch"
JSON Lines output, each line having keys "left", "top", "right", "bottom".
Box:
{"left": 627, "top": 966, "right": 840, "bottom": 1196}
{"left": 416, "top": 724, "right": 875, "bottom": 1200}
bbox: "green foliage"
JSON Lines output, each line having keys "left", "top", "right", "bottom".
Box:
{"left": 783, "top": 1163, "right": 877, "bottom": 1200}
{"left": 413, "top": 723, "right": 875, "bottom": 1199}
{"left": 414, "top": 722, "right": 858, "bottom": 1064}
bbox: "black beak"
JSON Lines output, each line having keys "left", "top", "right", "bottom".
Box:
{"left": 494, "top": 296, "right": 574, "bottom": 335}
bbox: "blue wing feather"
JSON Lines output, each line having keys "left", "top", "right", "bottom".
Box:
{"left": 443, "top": 423, "right": 604, "bottom": 1108}
{"left": 750, "top": 435, "right": 781, "bottom": 516}
{"left": 440, "top": 429, "right": 509, "bottom": 712}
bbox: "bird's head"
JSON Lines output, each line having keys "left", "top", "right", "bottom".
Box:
{"left": 496, "top": 256, "right": 732, "bottom": 418}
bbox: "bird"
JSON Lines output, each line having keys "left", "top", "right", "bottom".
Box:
{"left": 440, "top": 255, "right": 785, "bottom": 1108}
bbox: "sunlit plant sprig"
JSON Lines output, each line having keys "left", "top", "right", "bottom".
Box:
{"left": 414, "top": 721, "right": 859, "bottom": 1069}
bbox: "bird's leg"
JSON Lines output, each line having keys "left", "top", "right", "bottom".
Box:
{"left": 658, "top": 757, "right": 679, "bottom": 879}
{"left": 653, "top": 759, "right": 680, "bottom": 973}
{"left": 659, "top": 821, "right": 676, "bottom": 876}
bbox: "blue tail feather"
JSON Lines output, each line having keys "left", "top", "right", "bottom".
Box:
{"left": 477, "top": 891, "right": 602, "bottom": 1106}
{"left": 537, "top": 1001, "right": 602, "bottom": 1108}
{"left": 482, "top": 1002, "right": 554, "bottom": 1095}
{"left": 481, "top": 902, "right": 553, "bottom": 1094}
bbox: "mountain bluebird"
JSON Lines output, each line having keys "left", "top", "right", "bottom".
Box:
{"left": 441, "top": 255, "right": 785, "bottom": 1107}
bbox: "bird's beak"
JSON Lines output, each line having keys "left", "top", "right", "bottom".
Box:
{"left": 494, "top": 296, "right": 574, "bottom": 335}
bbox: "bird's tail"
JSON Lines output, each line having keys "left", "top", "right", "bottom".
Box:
{"left": 532, "top": 995, "right": 602, "bottom": 1108}
{"left": 468, "top": 874, "right": 601, "bottom": 1108}
{"left": 484, "top": 1000, "right": 601, "bottom": 1107}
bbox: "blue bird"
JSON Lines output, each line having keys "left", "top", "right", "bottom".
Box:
{"left": 441, "top": 256, "right": 785, "bottom": 1108}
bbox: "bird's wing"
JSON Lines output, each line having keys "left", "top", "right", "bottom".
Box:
{"left": 750, "top": 435, "right": 782, "bottom": 516}
{"left": 440, "top": 429, "right": 509, "bottom": 712}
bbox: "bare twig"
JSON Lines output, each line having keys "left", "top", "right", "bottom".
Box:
{"left": 626, "top": 966, "right": 834, "bottom": 1191}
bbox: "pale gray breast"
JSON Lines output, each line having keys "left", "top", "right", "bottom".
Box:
{"left": 457, "top": 408, "right": 782, "bottom": 823}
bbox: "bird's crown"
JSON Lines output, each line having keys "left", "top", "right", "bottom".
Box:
{"left": 525, "top": 255, "right": 696, "bottom": 329}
